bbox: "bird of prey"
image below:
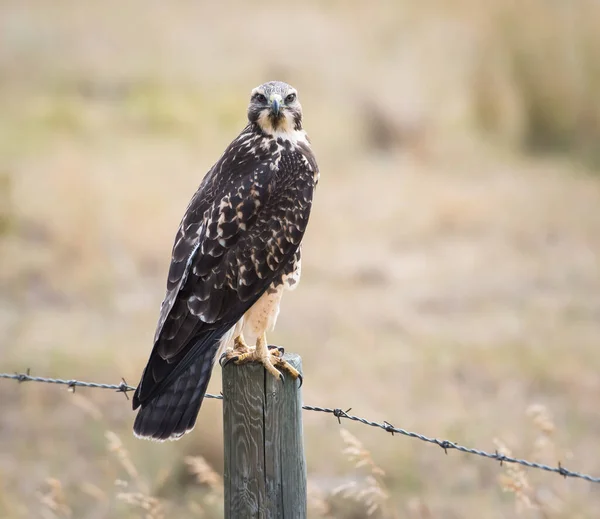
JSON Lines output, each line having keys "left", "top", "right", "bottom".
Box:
{"left": 132, "top": 81, "right": 319, "bottom": 441}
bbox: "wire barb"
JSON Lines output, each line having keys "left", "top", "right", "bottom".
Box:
{"left": 438, "top": 440, "right": 453, "bottom": 454}
{"left": 383, "top": 421, "right": 395, "bottom": 435}
{"left": 332, "top": 407, "right": 352, "bottom": 424}
{"left": 117, "top": 379, "right": 131, "bottom": 400}
{"left": 495, "top": 450, "right": 507, "bottom": 466}
{"left": 1, "top": 371, "right": 599, "bottom": 484}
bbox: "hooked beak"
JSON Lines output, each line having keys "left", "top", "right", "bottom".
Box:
{"left": 269, "top": 94, "right": 282, "bottom": 117}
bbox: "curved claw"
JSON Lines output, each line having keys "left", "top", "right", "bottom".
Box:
{"left": 268, "top": 345, "right": 285, "bottom": 356}
{"left": 297, "top": 373, "right": 303, "bottom": 388}
{"left": 219, "top": 352, "right": 238, "bottom": 368}
{"left": 278, "top": 372, "right": 285, "bottom": 384}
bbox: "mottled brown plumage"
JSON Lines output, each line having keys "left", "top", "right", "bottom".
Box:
{"left": 133, "top": 81, "right": 318, "bottom": 441}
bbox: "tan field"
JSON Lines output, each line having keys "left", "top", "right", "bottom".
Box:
{"left": 1, "top": 1, "right": 600, "bottom": 517}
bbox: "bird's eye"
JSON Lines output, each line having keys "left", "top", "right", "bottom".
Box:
{"left": 285, "top": 93, "right": 296, "bottom": 103}
{"left": 254, "top": 93, "right": 267, "bottom": 103}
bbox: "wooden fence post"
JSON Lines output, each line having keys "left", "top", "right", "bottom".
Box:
{"left": 222, "top": 353, "right": 307, "bottom": 518}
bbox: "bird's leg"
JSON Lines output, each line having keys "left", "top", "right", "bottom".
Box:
{"left": 222, "top": 333, "right": 301, "bottom": 384}
{"left": 233, "top": 334, "right": 253, "bottom": 355}
{"left": 248, "top": 333, "right": 282, "bottom": 380}
{"left": 219, "top": 334, "right": 253, "bottom": 366}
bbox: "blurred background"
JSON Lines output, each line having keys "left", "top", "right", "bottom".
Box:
{"left": 1, "top": 0, "right": 600, "bottom": 517}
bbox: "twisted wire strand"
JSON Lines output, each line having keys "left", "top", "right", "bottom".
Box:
{"left": 2, "top": 371, "right": 599, "bottom": 484}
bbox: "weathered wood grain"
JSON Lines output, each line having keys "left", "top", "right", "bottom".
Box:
{"left": 223, "top": 353, "right": 307, "bottom": 518}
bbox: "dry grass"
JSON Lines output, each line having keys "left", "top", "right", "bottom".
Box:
{"left": 330, "top": 429, "right": 393, "bottom": 517}
{"left": 1, "top": 0, "right": 600, "bottom": 517}
{"left": 107, "top": 430, "right": 165, "bottom": 519}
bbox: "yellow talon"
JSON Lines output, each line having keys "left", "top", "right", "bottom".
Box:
{"left": 275, "top": 358, "right": 300, "bottom": 379}
{"left": 233, "top": 351, "right": 253, "bottom": 363}
{"left": 221, "top": 334, "right": 302, "bottom": 385}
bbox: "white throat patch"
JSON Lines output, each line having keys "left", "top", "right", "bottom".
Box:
{"left": 256, "top": 110, "right": 307, "bottom": 145}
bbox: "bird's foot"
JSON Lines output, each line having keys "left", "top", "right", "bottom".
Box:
{"left": 219, "top": 336, "right": 255, "bottom": 367}
{"left": 275, "top": 355, "right": 303, "bottom": 386}
{"left": 268, "top": 344, "right": 285, "bottom": 357}
{"left": 233, "top": 335, "right": 253, "bottom": 355}
{"left": 221, "top": 347, "right": 302, "bottom": 386}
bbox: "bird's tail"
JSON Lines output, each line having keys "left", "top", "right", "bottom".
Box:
{"left": 133, "top": 345, "right": 219, "bottom": 441}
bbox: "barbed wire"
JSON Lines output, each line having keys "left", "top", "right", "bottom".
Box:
{"left": 0, "top": 371, "right": 223, "bottom": 401}
{"left": 2, "top": 370, "right": 600, "bottom": 484}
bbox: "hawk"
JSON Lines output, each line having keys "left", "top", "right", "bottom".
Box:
{"left": 132, "top": 81, "right": 319, "bottom": 441}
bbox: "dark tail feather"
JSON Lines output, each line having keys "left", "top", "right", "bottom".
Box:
{"left": 133, "top": 346, "right": 218, "bottom": 441}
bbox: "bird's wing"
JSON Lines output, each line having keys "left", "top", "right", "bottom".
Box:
{"left": 133, "top": 131, "right": 316, "bottom": 408}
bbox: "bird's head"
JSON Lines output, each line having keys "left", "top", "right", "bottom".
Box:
{"left": 247, "top": 81, "right": 302, "bottom": 135}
